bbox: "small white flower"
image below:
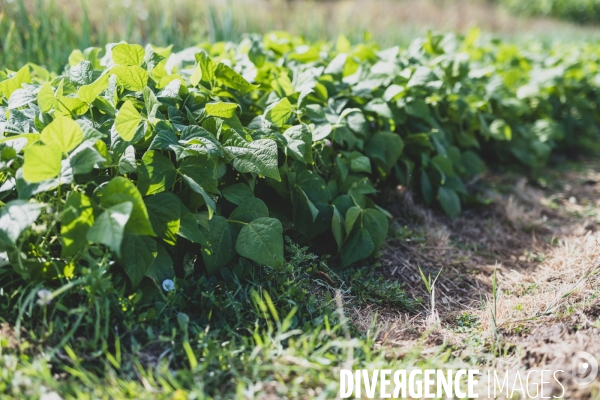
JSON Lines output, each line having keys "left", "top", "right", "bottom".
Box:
{"left": 162, "top": 279, "right": 175, "bottom": 292}
{"left": 36, "top": 289, "right": 53, "bottom": 306}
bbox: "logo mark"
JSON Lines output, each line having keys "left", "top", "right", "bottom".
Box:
{"left": 572, "top": 351, "right": 598, "bottom": 385}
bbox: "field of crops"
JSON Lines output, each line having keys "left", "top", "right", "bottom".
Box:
{"left": 2, "top": 1, "right": 600, "bottom": 399}
{"left": 2, "top": 29, "right": 599, "bottom": 284}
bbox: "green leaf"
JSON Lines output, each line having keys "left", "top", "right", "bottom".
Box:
{"left": 489, "top": 119, "right": 512, "bottom": 141}
{"left": 438, "top": 186, "right": 461, "bottom": 218}
{"left": 0, "top": 133, "right": 40, "bottom": 146}
{"left": 346, "top": 111, "right": 368, "bottom": 135}
{"left": 349, "top": 156, "right": 372, "bottom": 173}
{"left": 115, "top": 100, "right": 142, "bottom": 142}
{"left": 194, "top": 52, "right": 215, "bottom": 83}
{"left": 0, "top": 65, "right": 31, "bottom": 98}
{"left": 325, "top": 53, "right": 347, "bottom": 75}
{"left": 55, "top": 96, "right": 89, "bottom": 116}
{"left": 215, "top": 62, "right": 258, "bottom": 94}
{"left": 77, "top": 73, "right": 109, "bottom": 104}
{"left": 143, "top": 86, "right": 161, "bottom": 120}
{"left": 312, "top": 124, "right": 333, "bottom": 141}
{"left": 264, "top": 97, "right": 293, "bottom": 127}
{"left": 364, "top": 98, "right": 394, "bottom": 120}
{"left": 235, "top": 217, "right": 283, "bottom": 268}
{"left": 101, "top": 177, "right": 155, "bottom": 236}
{"left": 445, "top": 176, "right": 467, "bottom": 195}
{"left": 86, "top": 201, "right": 133, "bottom": 257}
{"left": 78, "top": 120, "right": 106, "bottom": 144}
{"left": 340, "top": 226, "right": 374, "bottom": 267}
{"left": 137, "top": 150, "right": 177, "bottom": 196}
{"left": 332, "top": 206, "right": 344, "bottom": 250}
{"left": 205, "top": 102, "right": 238, "bottom": 118}
{"left": 68, "top": 145, "right": 104, "bottom": 176}
{"left": 8, "top": 88, "right": 35, "bottom": 110}
{"left": 383, "top": 84, "right": 405, "bottom": 102}
{"left": 284, "top": 124, "right": 312, "bottom": 163}
{"left": 22, "top": 143, "right": 62, "bottom": 183}
{"left": 178, "top": 156, "right": 218, "bottom": 194}
{"left": 296, "top": 187, "right": 319, "bottom": 222}
{"left": 0, "top": 200, "right": 43, "bottom": 250}
{"left": 336, "top": 157, "right": 348, "bottom": 181}
{"left": 345, "top": 206, "right": 361, "bottom": 235}
{"left": 431, "top": 154, "right": 454, "bottom": 180}
{"left": 222, "top": 183, "right": 253, "bottom": 205}
{"left": 190, "top": 63, "right": 203, "bottom": 87}
{"left": 68, "top": 49, "right": 85, "bottom": 66}
{"left": 333, "top": 194, "right": 354, "bottom": 221}
{"left": 145, "top": 192, "right": 181, "bottom": 246}
{"left": 405, "top": 99, "right": 433, "bottom": 124}
{"left": 297, "top": 87, "right": 314, "bottom": 110}
{"left": 111, "top": 65, "right": 149, "bottom": 91}
{"left": 229, "top": 139, "right": 281, "bottom": 181}
{"left": 150, "top": 124, "right": 180, "bottom": 152}
{"left": 248, "top": 39, "right": 266, "bottom": 67}
{"left": 178, "top": 206, "right": 207, "bottom": 245}
{"left": 365, "top": 131, "right": 404, "bottom": 173}
{"left": 462, "top": 151, "right": 486, "bottom": 177}
{"left": 146, "top": 244, "right": 174, "bottom": 283}
{"left": 61, "top": 192, "right": 95, "bottom": 257}
{"left": 181, "top": 174, "right": 216, "bottom": 219}
{"left": 41, "top": 116, "right": 83, "bottom": 153}
{"left": 112, "top": 43, "right": 145, "bottom": 66}
{"left": 421, "top": 170, "right": 433, "bottom": 205}
{"left": 296, "top": 169, "right": 331, "bottom": 203}
{"left": 144, "top": 44, "right": 167, "bottom": 71}
{"left": 37, "top": 82, "right": 56, "bottom": 112}
{"left": 118, "top": 145, "right": 138, "bottom": 174}
{"left": 272, "top": 74, "right": 294, "bottom": 98}
{"left": 201, "top": 215, "right": 236, "bottom": 274}
{"left": 15, "top": 169, "right": 58, "bottom": 199}
{"left": 362, "top": 208, "right": 388, "bottom": 255}
{"left": 230, "top": 198, "right": 269, "bottom": 223}
{"left": 120, "top": 234, "right": 158, "bottom": 287}
{"left": 177, "top": 126, "right": 223, "bottom": 158}
{"left": 69, "top": 60, "right": 93, "bottom": 86}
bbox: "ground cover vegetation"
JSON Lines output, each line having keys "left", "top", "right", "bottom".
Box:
{"left": 1, "top": 27, "right": 600, "bottom": 398}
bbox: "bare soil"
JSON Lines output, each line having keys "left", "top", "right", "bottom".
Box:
{"left": 356, "top": 160, "right": 600, "bottom": 398}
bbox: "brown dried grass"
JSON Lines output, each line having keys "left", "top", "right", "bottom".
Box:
{"left": 353, "top": 162, "right": 600, "bottom": 397}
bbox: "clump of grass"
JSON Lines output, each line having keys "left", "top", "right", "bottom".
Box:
{"left": 0, "top": 239, "right": 415, "bottom": 398}
{"left": 340, "top": 265, "right": 415, "bottom": 311}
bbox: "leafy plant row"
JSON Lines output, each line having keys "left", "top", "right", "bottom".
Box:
{"left": 1, "top": 30, "right": 599, "bottom": 288}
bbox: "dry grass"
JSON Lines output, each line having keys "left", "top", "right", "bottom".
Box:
{"left": 353, "top": 161, "right": 600, "bottom": 398}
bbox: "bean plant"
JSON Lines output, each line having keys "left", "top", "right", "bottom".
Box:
{"left": 1, "top": 30, "right": 599, "bottom": 289}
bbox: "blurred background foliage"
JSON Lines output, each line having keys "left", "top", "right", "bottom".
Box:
{"left": 1, "top": 0, "right": 600, "bottom": 72}
{"left": 499, "top": 0, "right": 600, "bottom": 26}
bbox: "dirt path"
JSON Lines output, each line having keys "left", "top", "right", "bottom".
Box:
{"left": 358, "top": 160, "right": 600, "bottom": 398}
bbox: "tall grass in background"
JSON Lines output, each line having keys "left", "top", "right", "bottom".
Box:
{"left": 2, "top": 0, "right": 600, "bottom": 72}
{"left": 499, "top": 0, "right": 600, "bottom": 25}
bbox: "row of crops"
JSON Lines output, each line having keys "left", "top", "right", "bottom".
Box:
{"left": 1, "top": 30, "right": 599, "bottom": 288}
